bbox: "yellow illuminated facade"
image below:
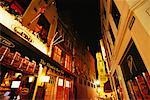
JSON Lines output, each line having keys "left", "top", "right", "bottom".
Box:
{"left": 100, "top": 0, "right": 150, "bottom": 99}
{"left": 96, "top": 52, "right": 108, "bottom": 96}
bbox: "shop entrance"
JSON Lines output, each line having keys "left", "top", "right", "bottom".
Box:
{"left": 44, "top": 75, "right": 56, "bottom": 100}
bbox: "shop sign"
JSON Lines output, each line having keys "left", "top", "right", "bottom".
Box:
{"left": 40, "top": 59, "right": 64, "bottom": 75}
{"left": 13, "top": 26, "right": 32, "bottom": 42}
{"left": 0, "top": 35, "right": 15, "bottom": 48}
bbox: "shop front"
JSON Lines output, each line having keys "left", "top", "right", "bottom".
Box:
{"left": 0, "top": 22, "right": 75, "bottom": 100}
{"left": 0, "top": 26, "right": 40, "bottom": 100}
{"left": 37, "top": 59, "right": 74, "bottom": 100}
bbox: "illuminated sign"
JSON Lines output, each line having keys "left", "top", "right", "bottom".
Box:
{"left": 58, "top": 78, "right": 63, "bottom": 86}
{"left": 66, "top": 80, "right": 70, "bottom": 88}
{"left": 0, "top": 35, "right": 15, "bottom": 48}
{"left": 40, "top": 59, "right": 64, "bottom": 75}
{"left": 96, "top": 52, "right": 108, "bottom": 83}
{"left": 13, "top": 26, "right": 32, "bottom": 42}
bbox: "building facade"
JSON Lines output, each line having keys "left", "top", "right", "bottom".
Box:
{"left": 100, "top": 0, "right": 150, "bottom": 99}
{"left": 0, "top": 0, "right": 97, "bottom": 99}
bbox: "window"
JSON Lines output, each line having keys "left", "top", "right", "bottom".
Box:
{"left": 60, "top": 51, "right": 65, "bottom": 66}
{"left": 58, "top": 78, "right": 63, "bottom": 86}
{"left": 4, "top": 0, "right": 31, "bottom": 15}
{"left": 36, "top": 14, "right": 50, "bottom": 43}
{"left": 65, "top": 54, "right": 72, "bottom": 71}
{"left": 120, "top": 41, "right": 149, "bottom": 99}
{"left": 109, "top": 25, "right": 115, "bottom": 44}
{"left": 52, "top": 46, "right": 62, "bottom": 63}
{"left": 111, "top": 0, "right": 120, "bottom": 28}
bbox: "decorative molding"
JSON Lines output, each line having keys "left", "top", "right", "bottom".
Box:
{"left": 129, "top": 16, "right": 135, "bottom": 30}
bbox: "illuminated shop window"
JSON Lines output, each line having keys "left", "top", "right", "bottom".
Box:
{"left": 66, "top": 80, "right": 70, "bottom": 88}
{"left": 3, "top": 0, "right": 31, "bottom": 15}
{"left": 58, "top": 78, "right": 63, "bottom": 86}
{"left": 65, "top": 54, "right": 72, "bottom": 71}
{"left": 52, "top": 46, "right": 62, "bottom": 63}
{"left": 120, "top": 41, "right": 149, "bottom": 99}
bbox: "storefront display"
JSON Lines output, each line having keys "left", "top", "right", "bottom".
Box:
{"left": 120, "top": 41, "right": 150, "bottom": 99}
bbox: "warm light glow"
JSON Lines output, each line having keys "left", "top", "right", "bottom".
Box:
{"left": 15, "top": 73, "right": 22, "bottom": 78}
{"left": 97, "top": 87, "right": 105, "bottom": 96}
{"left": 11, "top": 81, "right": 21, "bottom": 88}
{"left": 95, "top": 80, "right": 100, "bottom": 85}
{"left": 100, "top": 40, "right": 106, "bottom": 60}
{"left": 97, "top": 87, "right": 101, "bottom": 93}
{"left": 29, "top": 76, "right": 35, "bottom": 83}
{"left": 66, "top": 80, "right": 70, "bottom": 88}
{"left": 40, "top": 76, "right": 50, "bottom": 82}
{"left": 58, "top": 78, "right": 63, "bottom": 86}
{"left": 0, "top": 7, "right": 48, "bottom": 54}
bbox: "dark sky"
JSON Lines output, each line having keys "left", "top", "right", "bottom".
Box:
{"left": 56, "top": 0, "right": 101, "bottom": 57}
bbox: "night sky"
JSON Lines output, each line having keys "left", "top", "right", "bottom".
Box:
{"left": 56, "top": 0, "right": 101, "bottom": 58}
